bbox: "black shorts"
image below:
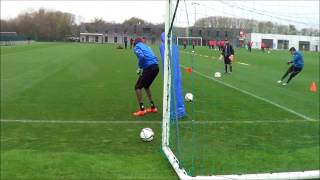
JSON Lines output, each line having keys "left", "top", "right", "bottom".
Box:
{"left": 288, "top": 65, "right": 303, "bottom": 73}
{"left": 135, "top": 64, "right": 159, "bottom": 90}
{"left": 224, "top": 56, "right": 231, "bottom": 64}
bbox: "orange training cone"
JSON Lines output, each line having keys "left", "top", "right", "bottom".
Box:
{"left": 185, "top": 67, "right": 192, "bottom": 73}
{"left": 310, "top": 82, "right": 317, "bottom": 92}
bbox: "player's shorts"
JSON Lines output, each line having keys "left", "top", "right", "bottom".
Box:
{"left": 224, "top": 56, "right": 231, "bottom": 64}
{"left": 293, "top": 66, "right": 303, "bottom": 75}
{"left": 135, "top": 64, "right": 159, "bottom": 90}
{"left": 288, "top": 65, "right": 303, "bottom": 73}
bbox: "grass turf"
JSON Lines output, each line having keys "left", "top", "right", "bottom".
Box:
{"left": 1, "top": 42, "right": 319, "bottom": 179}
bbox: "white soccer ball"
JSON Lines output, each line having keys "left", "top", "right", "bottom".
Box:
{"left": 185, "top": 93, "right": 193, "bottom": 102}
{"left": 214, "top": 72, "right": 221, "bottom": 78}
{"left": 140, "top": 128, "right": 154, "bottom": 142}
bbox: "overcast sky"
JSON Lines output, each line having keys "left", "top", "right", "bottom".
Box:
{"left": 1, "top": 0, "right": 319, "bottom": 29}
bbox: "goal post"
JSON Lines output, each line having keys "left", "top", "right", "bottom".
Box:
{"left": 176, "top": 36, "right": 203, "bottom": 46}
{"left": 162, "top": 0, "right": 171, "bottom": 150}
{"left": 162, "top": 0, "right": 320, "bottom": 180}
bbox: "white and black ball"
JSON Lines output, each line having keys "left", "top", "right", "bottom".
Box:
{"left": 140, "top": 128, "right": 154, "bottom": 142}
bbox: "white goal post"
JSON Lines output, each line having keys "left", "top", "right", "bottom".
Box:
{"left": 163, "top": 145, "right": 319, "bottom": 180}
{"left": 176, "top": 36, "right": 203, "bottom": 46}
{"left": 162, "top": 0, "right": 320, "bottom": 180}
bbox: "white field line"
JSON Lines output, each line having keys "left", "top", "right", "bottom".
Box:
{"left": 182, "top": 51, "right": 251, "bottom": 66}
{"left": 0, "top": 119, "right": 160, "bottom": 124}
{"left": 180, "top": 65, "right": 315, "bottom": 121}
{"left": 180, "top": 119, "right": 319, "bottom": 124}
{"left": 1, "top": 119, "right": 318, "bottom": 124}
{"left": 237, "top": 62, "right": 251, "bottom": 66}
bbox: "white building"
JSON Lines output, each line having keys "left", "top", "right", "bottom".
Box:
{"left": 79, "top": 33, "right": 129, "bottom": 44}
{"left": 80, "top": 33, "right": 103, "bottom": 43}
{"left": 246, "top": 33, "right": 320, "bottom": 52}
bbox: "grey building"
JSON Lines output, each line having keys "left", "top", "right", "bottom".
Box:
{"left": 79, "top": 22, "right": 249, "bottom": 47}
{"left": 79, "top": 23, "right": 164, "bottom": 45}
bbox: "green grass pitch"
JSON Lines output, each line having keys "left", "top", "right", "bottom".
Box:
{"left": 1, "top": 42, "right": 319, "bottom": 179}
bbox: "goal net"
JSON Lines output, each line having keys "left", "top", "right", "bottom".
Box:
{"left": 162, "top": 0, "right": 319, "bottom": 179}
{"left": 177, "top": 37, "right": 203, "bottom": 47}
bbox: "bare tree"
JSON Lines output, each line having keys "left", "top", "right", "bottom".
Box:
{"left": 194, "top": 16, "right": 319, "bottom": 36}
{"left": 0, "top": 8, "right": 76, "bottom": 41}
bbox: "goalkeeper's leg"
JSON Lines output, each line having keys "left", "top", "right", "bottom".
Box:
{"left": 145, "top": 88, "right": 157, "bottom": 113}
{"left": 133, "top": 76, "right": 147, "bottom": 116}
{"left": 224, "top": 57, "right": 231, "bottom": 73}
{"left": 143, "top": 65, "right": 159, "bottom": 113}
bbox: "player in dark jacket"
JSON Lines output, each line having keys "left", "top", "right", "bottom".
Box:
{"left": 221, "top": 39, "right": 234, "bottom": 73}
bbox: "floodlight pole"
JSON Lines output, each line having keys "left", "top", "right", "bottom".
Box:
{"left": 191, "top": 2, "right": 200, "bottom": 27}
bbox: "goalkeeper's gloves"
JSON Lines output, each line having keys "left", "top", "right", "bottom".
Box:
{"left": 229, "top": 55, "right": 234, "bottom": 61}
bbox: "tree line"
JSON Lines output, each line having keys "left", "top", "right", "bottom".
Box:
{"left": 1, "top": 8, "right": 78, "bottom": 41}
{"left": 1, "top": 8, "right": 318, "bottom": 41}
{"left": 0, "top": 10, "right": 157, "bottom": 41}
{"left": 195, "top": 16, "right": 319, "bottom": 36}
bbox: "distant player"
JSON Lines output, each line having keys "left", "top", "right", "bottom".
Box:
{"left": 183, "top": 40, "right": 187, "bottom": 49}
{"left": 212, "top": 40, "right": 216, "bottom": 50}
{"left": 133, "top": 37, "right": 159, "bottom": 116}
{"left": 219, "top": 40, "right": 225, "bottom": 52}
{"left": 261, "top": 42, "right": 266, "bottom": 52}
{"left": 221, "top": 38, "right": 234, "bottom": 73}
{"left": 277, "top": 47, "right": 304, "bottom": 86}
{"left": 247, "top": 41, "right": 252, "bottom": 52}
{"left": 208, "top": 40, "right": 211, "bottom": 49}
{"left": 192, "top": 40, "right": 195, "bottom": 49}
{"left": 130, "top": 38, "right": 134, "bottom": 49}
{"left": 124, "top": 38, "right": 128, "bottom": 49}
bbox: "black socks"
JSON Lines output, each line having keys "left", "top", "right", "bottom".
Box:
{"left": 150, "top": 101, "right": 155, "bottom": 109}
{"left": 140, "top": 102, "right": 156, "bottom": 110}
{"left": 139, "top": 103, "right": 145, "bottom": 111}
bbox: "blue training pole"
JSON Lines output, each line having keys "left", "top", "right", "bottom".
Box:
{"left": 160, "top": 32, "right": 186, "bottom": 119}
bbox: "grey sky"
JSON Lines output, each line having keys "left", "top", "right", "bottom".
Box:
{"left": 1, "top": 1, "right": 166, "bottom": 24}
{"left": 1, "top": 1, "right": 319, "bottom": 29}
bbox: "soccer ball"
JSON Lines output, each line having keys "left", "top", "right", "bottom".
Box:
{"left": 214, "top": 72, "right": 221, "bottom": 78}
{"left": 185, "top": 93, "right": 193, "bottom": 102}
{"left": 140, "top": 128, "right": 154, "bottom": 142}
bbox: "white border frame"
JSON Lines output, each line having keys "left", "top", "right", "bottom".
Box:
{"left": 162, "top": 1, "right": 320, "bottom": 180}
